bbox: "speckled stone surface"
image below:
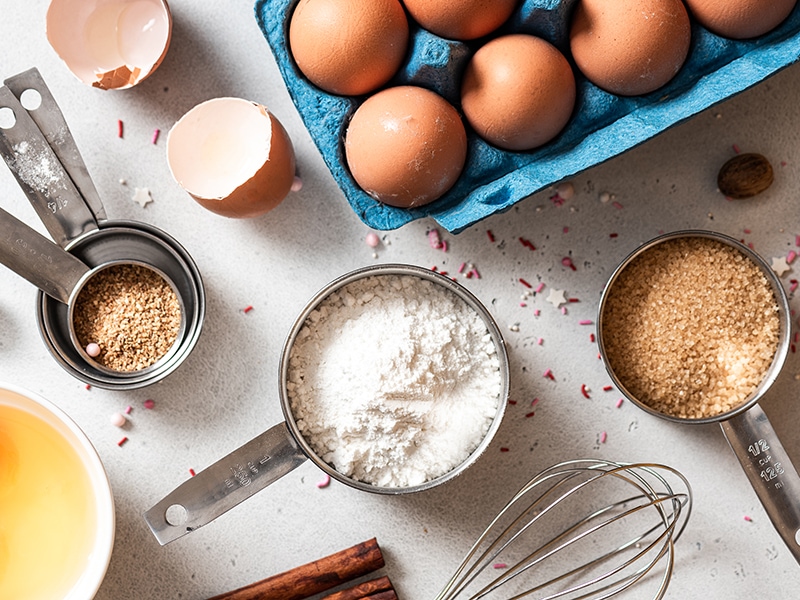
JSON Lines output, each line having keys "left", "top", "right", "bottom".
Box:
{"left": 257, "top": 0, "right": 800, "bottom": 232}
{"left": 2, "top": 1, "right": 800, "bottom": 599}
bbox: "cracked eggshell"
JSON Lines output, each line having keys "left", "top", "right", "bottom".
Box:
{"left": 167, "top": 98, "right": 297, "bottom": 219}
{"left": 46, "top": 0, "right": 172, "bottom": 90}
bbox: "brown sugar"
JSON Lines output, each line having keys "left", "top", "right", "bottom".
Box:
{"left": 73, "top": 264, "right": 182, "bottom": 372}
{"left": 601, "top": 236, "right": 780, "bottom": 419}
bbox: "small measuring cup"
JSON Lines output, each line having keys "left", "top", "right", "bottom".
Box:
{"left": 0, "top": 68, "right": 204, "bottom": 389}
{"left": 144, "top": 264, "right": 510, "bottom": 545}
{"left": 597, "top": 230, "right": 800, "bottom": 563}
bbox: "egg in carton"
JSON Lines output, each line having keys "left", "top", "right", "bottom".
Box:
{"left": 255, "top": 0, "right": 800, "bottom": 233}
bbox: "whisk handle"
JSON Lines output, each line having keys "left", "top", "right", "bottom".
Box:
{"left": 721, "top": 404, "right": 800, "bottom": 563}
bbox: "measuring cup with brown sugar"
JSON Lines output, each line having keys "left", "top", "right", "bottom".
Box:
{"left": 597, "top": 230, "right": 800, "bottom": 563}
{"left": 0, "top": 68, "right": 204, "bottom": 389}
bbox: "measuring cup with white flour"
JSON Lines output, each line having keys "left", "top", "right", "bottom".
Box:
{"left": 145, "top": 264, "right": 509, "bottom": 544}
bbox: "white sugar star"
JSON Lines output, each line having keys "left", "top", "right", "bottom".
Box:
{"left": 771, "top": 256, "right": 790, "bottom": 277}
{"left": 547, "top": 288, "right": 566, "bottom": 308}
{"left": 132, "top": 187, "right": 153, "bottom": 208}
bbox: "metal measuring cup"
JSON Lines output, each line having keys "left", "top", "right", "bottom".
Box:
{"left": 0, "top": 68, "right": 204, "bottom": 389}
{"left": 144, "top": 264, "right": 510, "bottom": 545}
{"left": 597, "top": 230, "right": 800, "bottom": 562}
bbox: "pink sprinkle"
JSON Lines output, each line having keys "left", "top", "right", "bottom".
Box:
{"left": 795, "top": 235, "right": 800, "bottom": 247}
{"left": 493, "top": 563, "right": 508, "bottom": 569}
{"left": 531, "top": 398, "right": 540, "bottom": 407}
{"left": 537, "top": 337, "right": 543, "bottom": 345}
{"left": 561, "top": 256, "right": 576, "bottom": 270}
{"left": 519, "top": 237, "right": 536, "bottom": 251}
{"left": 581, "top": 384, "right": 590, "bottom": 399}
{"left": 561, "top": 306, "right": 567, "bottom": 315}
{"left": 733, "top": 144, "right": 741, "bottom": 154}
{"left": 243, "top": 305, "right": 254, "bottom": 314}
{"left": 189, "top": 468, "right": 196, "bottom": 477}
{"left": 441, "top": 240, "right": 449, "bottom": 252}
{"left": 550, "top": 192, "right": 565, "bottom": 206}
{"left": 317, "top": 474, "right": 331, "bottom": 488}
{"left": 790, "top": 280, "right": 798, "bottom": 293}
{"left": 487, "top": 230, "right": 496, "bottom": 243}
{"left": 143, "top": 399, "right": 155, "bottom": 410}
{"left": 124, "top": 405, "right": 133, "bottom": 414}
{"left": 788, "top": 251, "right": 797, "bottom": 264}
{"left": 563, "top": 227, "right": 570, "bottom": 234}
{"left": 579, "top": 319, "right": 593, "bottom": 325}
{"left": 600, "top": 431, "right": 607, "bottom": 444}
{"left": 533, "top": 309, "right": 540, "bottom": 316}
{"left": 535, "top": 282, "right": 545, "bottom": 294}
{"left": 616, "top": 398, "right": 624, "bottom": 408}
{"left": 743, "top": 228, "right": 752, "bottom": 234}
{"left": 291, "top": 176, "right": 303, "bottom": 192}
{"left": 365, "top": 232, "right": 380, "bottom": 248}
{"left": 117, "top": 119, "right": 123, "bottom": 138}
{"left": 428, "top": 229, "right": 442, "bottom": 249}
{"left": 612, "top": 201, "right": 624, "bottom": 210}
{"left": 519, "top": 278, "right": 532, "bottom": 288}
{"left": 543, "top": 368, "right": 555, "bottom": 380}
{"left": 519, "top": 302, "right": 527, "bottom": 307}
{"left": 744, "top": 515, "right": 752, "bottom": 522}
{"left": 117, "top": 436, "right": 128, "bottom": 447}
{"left": 151, "top": 128, "right": 160, "bottom": 144}
{"left": 470, "top": 267, "right": 481, "bottom": 279}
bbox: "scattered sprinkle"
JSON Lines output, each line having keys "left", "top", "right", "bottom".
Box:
{"left": 86, "top": 342, "right": 101, "bottom": 357}
{"left": 612, "top": 201, "right": 624, "bottom": 210}
{"left": 365, "top": 232, "right": 380, "bottom": 248}
{"left": 487, "top": 230, "right": 496, "bottom": 243}
{"left": 543, "top": 368, "right": 555, "bottom": 380}
{"left": 469, "top": 266, "right": 481, "bottom": 279}
{"left": 744, "top": 515, "right": 752, "bottom": 522}
{"left": 590, "top": 333, "right": 596, "bottom": 342}
{"left": 509, "top": 323, "right": 520, "bottom": 332}
{"left": 519, "top": 278, "right": 532, "bottom": 288}
{"left": 561, "top": 306, "right": 567, "bottom": 315}
{"left": 519, "top": 302, "right": 527, "bottom": 307}
{"left": 561, "top": 256, "right": 576, "bottom": 271}
{"left": 132, "top": 187, "right": 153, "bottom": 208}
{"left": 609, "top": 233, "right": 619, "bottom": 238}
{"left": 143, "top": 399, "right": 155, "bottom": 410}
{"left": 616, "top": 398, "right": 624, "bottom": 408}
{"left": 110, "top": 413, "right": 127, "bottom": 427}
{"left": 547, "top": 288, "right": 567, "bottom": 308}
{"left": 458, "top": 262, "right": 466, "bottom": 274}
{"left": 189, "top": 468, "right": 196, "bottom": 477}
{"left": 493, "top": 563, "right": 508, "bottom": 569}
{"left": 533, "top": 309, "right": 540, "bottom": 316}
{"left": 124, "top": 405, "right": 133, "bottom": 414}
{"left": 117, "top": 436, "right": 128, "bottom": 447}
{"left": 795, "top": 235, "right": 800, "bottom": 247}
{"left": 243, "top": 305, "right": 254, "bottom": 314}
{"left": 500, "top": 447, "right": 510, "bottom": 452}
{"left": 117, "top": 119, "right": 123, "bottom": 138}
{"left": 600, "top": 431, "right": 607, "bottom": 444}
{"left": 508, "top": 399, "right": 517, "bottom": 405}
{"left": 531, "top": 398, "right": 540, "bottom": 407}
{"left": 317, "top": 474, "right": 331, "bottom": 488}
{"left": 291, "top": 176, "right": 303, "bottom": 192}
{"left": 537, "top": 337, "right": 543, "bottom": 345}
{"left": 733, "top": 144, "right": 741, "bottom": 154}
{"left": 563, "top": 226, "right": 569, "bottom": 234}
{"left": 581, "top": 384, "right": 590, "bottom": 399}
{"left": 599, "top": 191, "right": 611, "bottom": 203}
{"left": 788, "top": 250, "right": 797, "bottom": 264}
{"left": 535, "top": 282, "right": 545, "bottom": 294}
{"left": 428, "top": 229, "right": 443, "bottom": 250}
{"left": 603, "top": 386, "right": 613, "bottom": 391}
{"left": 151, "top": 128, "right": 160, "bottom": 144}
{"left": 790, "top": 280, "right": 798, "bottom": 293}
{"left": 579, "top": 319, "right": 593, "bottom": 325}
{"left": 568, "top": 297, "right": 580, "bottom": 303}
{"left": 519, "top": 237, "right": 536, "bottom": 251}
{"left": 525, "top": 411, "right": 535, "bottom": 418}
{"left": 85, "top": 384, "right": 92, "bottom": 391}
{"left": 772, "top": 256, "right": 791, "bottom": 277}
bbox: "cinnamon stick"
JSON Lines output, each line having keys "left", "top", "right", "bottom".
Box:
{"left": 320, "top": 575, "right": 393, "bottom": 599}
{"left": 207, "top": 538, "right": 385, "bottom": 600}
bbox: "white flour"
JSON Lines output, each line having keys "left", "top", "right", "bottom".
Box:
{"left": 287, "top": 273, "right": 503, "bottom": 488}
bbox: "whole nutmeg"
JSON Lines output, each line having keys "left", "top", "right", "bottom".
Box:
{"left": 717, "top": 153, "right": 774, "bottom": 199}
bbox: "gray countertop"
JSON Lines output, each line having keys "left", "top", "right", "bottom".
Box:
{"left": 2, "top": 1, "right": 800, "bottom": 598}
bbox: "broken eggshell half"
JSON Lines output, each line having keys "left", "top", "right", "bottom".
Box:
{"left": 166, "top": 97, "right": 297, "bottom": 218}
{"left": 46, "top": 0, "right": 172, "bottom": 90}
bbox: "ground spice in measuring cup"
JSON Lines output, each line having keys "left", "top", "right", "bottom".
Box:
{"left": 72, "top": 263, "right": 182, "bottom": 372}
{"left": 600, "top": 235, "right": 781, "bottom": 419}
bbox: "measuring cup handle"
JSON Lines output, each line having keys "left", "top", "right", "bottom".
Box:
{"left": 143, "top": 421, "right": 308, "bottom": 545}
{"left": 720, "top": 404, "right": 800, "bottom": 563}
{"left": 0, "top": 205, "right": 89, "bottom": 304}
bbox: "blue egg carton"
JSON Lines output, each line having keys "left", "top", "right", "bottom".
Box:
{"left": 255, "top": 0, "right": 800, "bottom": 233}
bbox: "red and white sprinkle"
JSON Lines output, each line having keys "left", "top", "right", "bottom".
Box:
{"left": 543, "top": 368, "right": 555, "bottom": 380}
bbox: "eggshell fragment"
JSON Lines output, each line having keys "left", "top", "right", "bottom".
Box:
{"left": 46, "top": 0, "right": 172, "bottom": 90}
{"left": 289, "top": 0, "right": 409, "bottom": 96}
{"left": 461, "top": 34, "right": 576, "bottom": 151}
{"left": 167, "top": 98, "right": 296, "bottom": 219}
{"left": 569, "top": 0, "right": 691, "bottom": 96}
{"left": 403, "top": 0, "right": 517, "bottom": 40}
{"left": 344, "top": 86, "right": 467, "bottom": 208}
{"left": 684, "top": 0, "right": 797, "bottom": 39}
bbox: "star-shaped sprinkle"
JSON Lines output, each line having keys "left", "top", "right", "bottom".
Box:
{"left": 771, "top": 256, "right": 790, "bottom": 277}
{"left": 132, "top": 187, "right": 153, "bottom": 208}
{"left": 547, "top": 288, "right": 566, "bottom": 308}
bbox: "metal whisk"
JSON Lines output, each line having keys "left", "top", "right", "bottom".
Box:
{"left": 436, "top": 459, "right": 692, "bottom": 600}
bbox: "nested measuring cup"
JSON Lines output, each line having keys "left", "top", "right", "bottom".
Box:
{"left": 0, "top": 68, "right": 204, "bottom": 389}
{"left": 144, "top": 264, "right": 509, "bottom": 545}
{"left": 597, "top": 230, "right": 800, "bottom": 562}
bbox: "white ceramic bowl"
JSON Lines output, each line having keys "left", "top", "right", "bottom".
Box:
{"left": 0, "top": 382, "right": 115, "bottom": 599}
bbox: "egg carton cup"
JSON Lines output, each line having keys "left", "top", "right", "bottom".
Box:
{"left": 255, "top": 0, "right": 800, "bottom": 233}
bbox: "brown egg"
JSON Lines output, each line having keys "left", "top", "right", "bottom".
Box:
{"left": 288, "top": 0, "right": 409, "bottom": 96}
{"left": 570, "top": 0, "right": 691, "bottom": 96}
{"left": 403, "top": 0, "right": 518, "bottom": 40}
{"left": 685, "top": 0, "right": 797, "bottom": 39}
{"left": 461, "top": 34, "right": 575, "bottom": 151}
{"left": 167, "top": 98, "right": 296, "bottom": 219}
{"left": 344, "top": 86, "right": 467, "bottom": 208}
